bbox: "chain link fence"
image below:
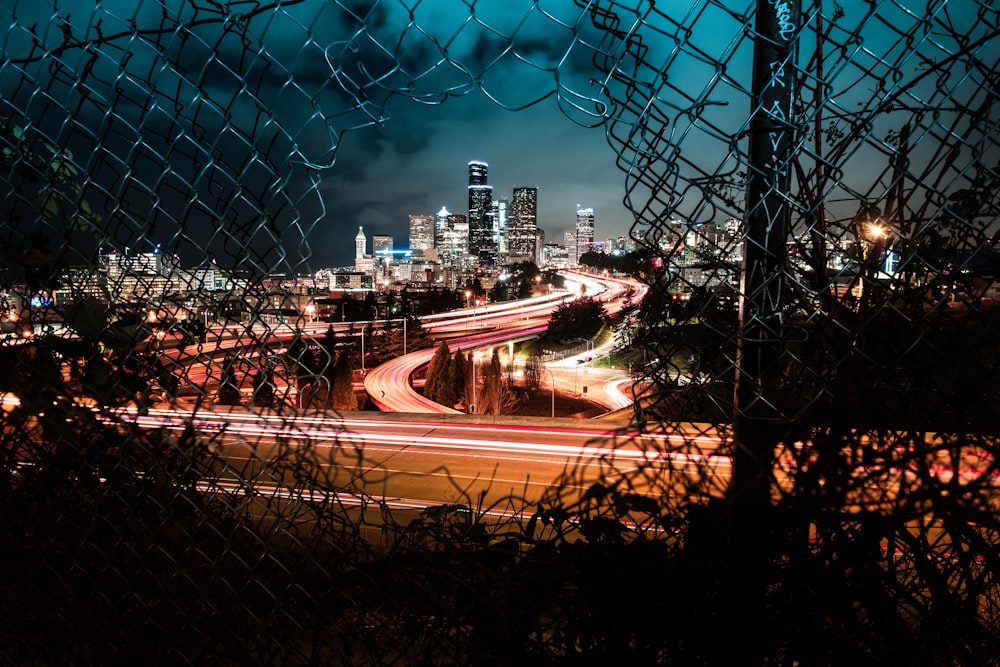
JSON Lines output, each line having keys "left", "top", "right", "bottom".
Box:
{"left": 2, "top": 1, "right": 999, "bottom": 664}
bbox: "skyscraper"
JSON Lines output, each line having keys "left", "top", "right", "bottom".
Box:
{"left": 409, "top": 214, "right": 434, "bottom": 256}
{"left": 493, "top": 196, "right": 508, "bottom": 258}
{"left": 468, "top": 160, "right": 488, "bottom": 186}
{"left": 576, "top": 205, "right": 595, "bottom": 264}
{"left": 565, "top": 230, "right": 578, "bottom": 263}
{"left": 373, "top": 235, "right": 393, "bottom": 259}
{"left": 467, "top": 161, "right": 496, "bottom": 267}
{"left": 372, "top": 235, "right": 393, "bottom": 278}
{"left": 435, "top": 206, "right": 450, "bottom": 249}
{"left": 439, "top": 214, "right": 469, "bottom": 288}
{"left": 508, "top": 186, "right": 539, "bottom": 265}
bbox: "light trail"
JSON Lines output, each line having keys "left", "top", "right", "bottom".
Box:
{"left": 365, "top": 271, "right": 646, "bottom": 413}
{"left": 131, "top": 409, "right": 731, "bottom": 467}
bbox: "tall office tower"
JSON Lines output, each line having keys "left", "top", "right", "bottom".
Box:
{"left": 493, "top": 197, "right": 508, "bottom": 258}
{"left": 467, "top": 161, "right": 496, "bottom": 267}
{"left": 409, "top": 214, "right": 434, "bottom": 256}
{"left": 439, "top": 216, "right": 470, "bottom": 286}
{"left": 435, "top": 207, "right": 450, "bottom": 248}
{"left": 575, "top": 205, "right": 595, "bottom": 263}
{"left": 508, "top": 186, "right": 539, "bottom": 265}
{"left": 564, "top": 230, "right": 578, "bottom": 264}
{"left": 373, "top": 235, "right": 393, "bottom": 276}
{"left": 373, "top": 235, "right": 393, "bottom": 259}
{"left": 468, "top": 160, "right": 488, "bottom": 186}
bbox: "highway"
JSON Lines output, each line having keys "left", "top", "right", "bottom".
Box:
{"left": 365, "top": 271, "right": 647, "bottom": 413}
{"left": 19, "top": 271, "right": 678, "bottom": 517}
{"left": 124, "top": 407, "right": 732, "bottom": 517}
{"left": 161, "top": 270, "right": 643, "bottom": 411}
{"left": 102, "top": 405, "right": 1000, "bottom": 524}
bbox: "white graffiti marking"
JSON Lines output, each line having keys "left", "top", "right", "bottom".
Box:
{"left": 769, "top": 0, "right": 796, "bottom": 42}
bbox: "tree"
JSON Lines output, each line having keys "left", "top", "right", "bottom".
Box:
{"left": 330, "top": 351, "right": 357, "bottom": 410}
{"left": 438, "top": 354, "right": 461, "bottom": 409}
{"left": 404, "top": 315, "right": 430, "bottom": 353}
{"left": 478, "top": 350, "right": 503, "bottom": 415}
{"left": 424, "top": 340, "right": 451, "bottom": 404}
{"left": 216, "top": 355, "right": 242, "bottom": 406}
{"left": 476, "top": 349, "right": 520, "bottom": 415}
{"left": 542, "top": 297, "right": 606, "bottom": 346}
{"left": 285, "top": 335, "right": 321, "bottom": 390}
{"left": 453, "top": 351, "right": 474, "bottom": 411}
{"left": 320, "top": 325, "right": 338, "bottom": 363}
{"left": 251, "top": 366, "right": 276, "bottom": 408}
{"left": 1, "top": 117, "right": 104, "bottom": 246}
{"left": 523, "top": 352, "right": 543, "bottom": 396}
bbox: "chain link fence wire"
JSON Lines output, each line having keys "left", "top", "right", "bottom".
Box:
{"left": 2, "top": 0, "right": 999, "bottom": 664}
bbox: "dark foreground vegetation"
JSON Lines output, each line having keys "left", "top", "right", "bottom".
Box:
{"left": 2, "top": 387, "right": 998, "bottom": 666}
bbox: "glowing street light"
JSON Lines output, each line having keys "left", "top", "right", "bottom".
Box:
{"left": 867, "top": 222, "right": 888, "bottom": 241}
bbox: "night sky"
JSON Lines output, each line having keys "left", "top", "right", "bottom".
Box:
{"left": 1, "top": 1, "right": 633, "bottom": 273}
{"left": 2, "top": 1, "right": 995, "bottom": 274}
{"left": 325, "top": 92, "right": 629, "bottom": 264}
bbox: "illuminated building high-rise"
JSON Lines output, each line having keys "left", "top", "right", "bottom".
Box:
{"left": 508, "top": 186, "right": 539, "bottom": 265}
{"left": 494, "top": 197, "right": 508, "bottom": 258}
{"left": 409, "top": 214, "right": 434, "bottom": 256}
{"left": 355, "top": 226, "right": 367, "bottom": 260}
{"left": 435, "top": 206, "right": 450, "bottom": 249}
{"left": 373, "top": 235, "right": 393, "bottom": 259}
{"left": 565, "top": 230, "right": 578, "bottom": 264}
{"left": 467, "top": 161, "right": 497, "bottom": 267}
{"left": 373, "top": 235, "right": 393, "bottom": 277}
{"left": 575, "top": 205, "right": 595, "bottom": 264}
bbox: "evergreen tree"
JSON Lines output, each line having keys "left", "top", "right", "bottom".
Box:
{"left": 252, "top": 366, "right": 276, "bottom": 408}
{"left": 438, "top": 353, "right": 461, "bottom": 409}
{"left": 286, "top": 335, "right": 321, "bottom": 389}
{"left": 542, "top": 297, "right": 606, "bottom": 345}
{"left": 424, "top": 340, "right": 451, "bottom": 403}
{"left": 321, "top": 325, "right": 338, "bottom": 364}
{"left": 479, "top": 349, "right": 503, "bottom": 415}
{"left": 331, "top": 351, "right": 358, "bottom": 410}
{"left": 404, "top": 315, "right": 430, "bottom": 353}
{"left": 216, "top": 354, "right": 242, "bottom": 406}
{"left": 453, "top": 350, "right": 474, "bottom": 411}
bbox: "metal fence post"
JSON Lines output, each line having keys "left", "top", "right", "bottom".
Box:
{"left": 735, "top": 0, "right": 801, "bottom": 498}
{"left": 730, "top": 0, "right": 801, "bottom": 660}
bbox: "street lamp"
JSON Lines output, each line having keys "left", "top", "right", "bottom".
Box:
{"left": 470, "top": 350, "right": 480, "bottom": 414}
{"left": 464, "top": 289, "right": 472, "bottom": 332}
{"left": 360, "top": 322, "right": 369, "bottom": 373}
{"left": 540, "top": 366, "right": 556, "bottom": 418}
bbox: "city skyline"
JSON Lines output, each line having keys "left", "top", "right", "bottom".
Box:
{"left": 324, "top": 152, "right": 614, "bottom": 271}
{"left": 318, "top": 127, "right": 623, "bottom": 270}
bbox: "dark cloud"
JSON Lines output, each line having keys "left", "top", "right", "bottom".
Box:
{"left": 0, "top": 1, "right": 662, "bottom": 274}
